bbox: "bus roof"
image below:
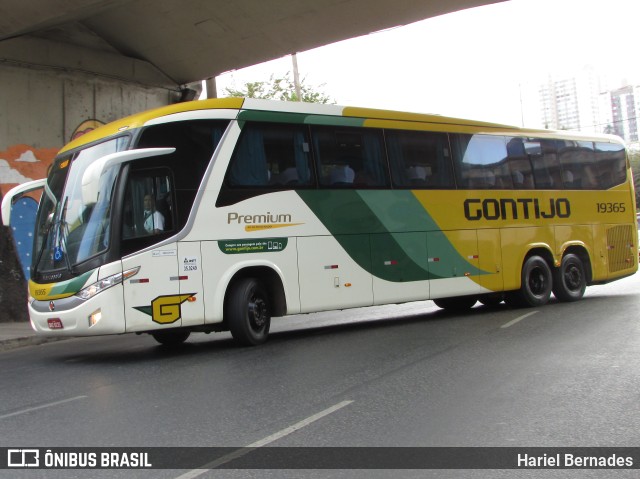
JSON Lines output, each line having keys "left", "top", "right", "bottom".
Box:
{"left": 59, "top": 97, "right": 624, "bottom": 155}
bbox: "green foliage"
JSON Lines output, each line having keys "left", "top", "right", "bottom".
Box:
{"left": 224, "top": 72, "right": 333, "bottom": 104}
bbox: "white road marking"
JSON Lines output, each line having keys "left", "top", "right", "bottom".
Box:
{"left": 501, "top": 310, "right": 539, "bottom": 329}
{"left": 174, "top": 400, "right": 354, "bottom": 478}
{"left": 0, "top": 395, "right": 87, "bottom": 420}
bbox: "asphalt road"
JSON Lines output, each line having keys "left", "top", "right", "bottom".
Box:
{"left": 2, "top": 273, "right": 640, "bottom": 479}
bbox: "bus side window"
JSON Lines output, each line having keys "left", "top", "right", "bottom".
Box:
{"left": 226, "top": 122, "right": 313, "bottom": 188}
{"left": 122, "top": 171, "right": 174, "bottom": 240}
{"left": 528, "top": 139, "right": 562, "bottom": 189}
{"left": 451, "top": 134, "right": 511, "bottom": 189}
{"left": 387, "top": 129, "right": 454, "bottom": 189}
{"left": 311, "top": 126, "right": 389, "bottom": 188}
{"left": 558, "top": 141, "right": 597, "bottom": 189}
{"left": 505, "top": 137, "right": 535, "bottom": 189}
{"left": 595, "top": 142, "right": 627, "bottom": 189}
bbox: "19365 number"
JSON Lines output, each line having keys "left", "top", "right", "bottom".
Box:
{"left": 596, "top": 202, "right": 626, "bottom": 213}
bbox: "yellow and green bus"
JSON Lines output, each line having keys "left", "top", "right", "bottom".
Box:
{"left": 3, "top": 98, "right": 636, "bottom": 346}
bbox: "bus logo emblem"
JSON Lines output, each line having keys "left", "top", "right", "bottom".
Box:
{"left": 49, "top": 301, "right": 55, "bottom": 312}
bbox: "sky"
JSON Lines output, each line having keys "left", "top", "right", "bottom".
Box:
{"left": 213, "top": 0, "right": 640, "bottom": 129}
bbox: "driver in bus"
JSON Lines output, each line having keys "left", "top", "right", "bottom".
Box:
{"left": 143, "top": 194, "right": 165, "bottom": 234}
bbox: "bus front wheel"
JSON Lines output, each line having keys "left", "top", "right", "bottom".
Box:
{"left": 508, "top": 255, "right": 552, "bottom": 307}
{"left": 226, "top": 278, "right": 271, "bottom": 346}
{"left": 552, "top": 254, "right": 586, "bottom": 302}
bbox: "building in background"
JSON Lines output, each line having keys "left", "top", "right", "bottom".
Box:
{"left": 537, "top": 66, "right": 640, "bottom": 145}
{"left": 538, "top": 66, "right": 601, "bottom": 133}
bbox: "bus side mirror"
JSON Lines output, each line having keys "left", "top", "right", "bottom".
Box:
{"left": 1, "top": 178, "right": 46, "bottom": 226}
{"left": 81, "top": 147, "right": 175, "bottom": 204}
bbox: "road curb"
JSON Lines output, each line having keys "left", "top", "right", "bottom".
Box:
{"left": 0, "top": 335, "right": 70, "bottom": 353}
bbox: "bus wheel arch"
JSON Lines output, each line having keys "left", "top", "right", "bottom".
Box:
{"left": 552, "top": 249, "right": 588, "bottom": 302}
{"left": 223, "top": 266, "right": 286, "bottom": 346}
{"left": 506, "top": 248, "right": 553, "bottom": 308}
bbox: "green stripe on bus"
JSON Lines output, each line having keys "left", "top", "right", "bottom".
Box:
{"left": 49, "top": 270, "right": 95, "bottom": 297}
{"left": 297, "top": 190, "right": 488, "bottom": 281}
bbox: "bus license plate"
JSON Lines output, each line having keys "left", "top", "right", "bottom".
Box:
{"left": 47, "top": 318, "right": 64, "bottom": 329}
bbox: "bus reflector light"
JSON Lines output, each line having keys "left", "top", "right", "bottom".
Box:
{"left": 89, "top": 310, "right": 102, "bottom": 327}
{"left": 48, "top": 318, "right": 63, "bottom": 329}
{"left": 187, "top": 296, "right": 197, "bottom": 302}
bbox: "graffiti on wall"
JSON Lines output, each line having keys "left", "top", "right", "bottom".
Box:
{"left": 0, "top": 119, "right": 106, "bottom": 198}
{"left": 0, "top": 145, "right": 57, "bottom": 198}
{"left": 71, "top": 119, "right": 104, "bottom": 141}
{"left": 1, "top": 120, "right": 106, "bottom": 279}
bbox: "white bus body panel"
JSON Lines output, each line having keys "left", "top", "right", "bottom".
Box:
{"left": 122, "top": 244, "right": 182, "bottom": 332}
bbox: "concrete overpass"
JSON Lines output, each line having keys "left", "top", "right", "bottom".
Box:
{"left": 0, "top": 0, "right": 501, "bottom": 319}
{"left": 1, "top": 0, "right": 501, "bottom": 88}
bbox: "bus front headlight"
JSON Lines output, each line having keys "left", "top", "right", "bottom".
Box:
{"left": 76, "top": 267, "right": 140, "bottom": 300}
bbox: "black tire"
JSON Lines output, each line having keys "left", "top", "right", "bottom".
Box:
{"left": 478, "top": 293, "right": 503, "bottom": 307}
{"left": 433, "top": 296, "right": 477, "bottom": 311}
{"left": 509, "top": 255, "right": 553, "bottom": 307}
{"left": 552, "top": 253, "right": 586, "bottom": 302}
{"left": 151, "top": 329, "right": 190, "bottom": 346}
{"left": 226, "top": 278, "right": 271, "bottom": 346}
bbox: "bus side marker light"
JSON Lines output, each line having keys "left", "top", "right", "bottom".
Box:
{"left": 464, "top": 272, "right": 471, "bottom": 277}
{"left": 89, "top": 310, "right": 102, "bottom": 327}
{"left": 345, "top": 283, "right": 352, "bottom": 287}
{"left": 187, "top": 296, "right": 197, "bottom": 302}
{"left": 384, "top": 260, "right": 398, "bottom": 266}
{"left": 325, "top": 265, "right": 339, "bottom": 270}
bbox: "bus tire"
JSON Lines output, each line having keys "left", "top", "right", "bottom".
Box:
{"left": 226, "top": 277, "right": 271, "bottom": 346}
{"left": 151, "top": 329, "right": 190, "bottom": 346}
{"left": 433, "top": 296, "right": 477, "bottom": 311}
{"left": 552, "top": 253, "right": 586, "bottom": 302}
{"left": 510, "top": 255, "right": 553, "bottom": 307}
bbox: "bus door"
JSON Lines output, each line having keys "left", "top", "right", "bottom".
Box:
{"left": 120, "top": 170, "right": 185, "bottom": 332}
{"left": 427, "top": 230, "right": 482, "bottom": 298}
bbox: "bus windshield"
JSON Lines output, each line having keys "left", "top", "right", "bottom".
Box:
{"left": 33, "top": 137, "right": 129, "bottom": 277}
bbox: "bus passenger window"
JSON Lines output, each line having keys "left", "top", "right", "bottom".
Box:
{"left": 311, "top": 126, "right": 389, "bottom": 188}
{"left": 558, "top": 140, "right": 597, "bottom": 189}
{"left": 506, "top": 137, "right": 534, "bottom": 189}
{"left": 451, "top": 134, "right": 511, "bottom": 189}
{"left": 226, "top": 123, "right": 313, "bottom": 188}
{"left": 595, "top": 142, "right": 627, "bottom": 189}
{"left": 387, "top": 129, "right": 454, "bottom": 188}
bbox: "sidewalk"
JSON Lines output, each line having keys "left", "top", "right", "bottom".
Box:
{"left": 0, "top": 321, "right": 67, "bottom": 352}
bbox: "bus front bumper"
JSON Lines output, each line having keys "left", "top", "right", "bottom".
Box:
{"left": 29, "top": 285, "right": 126, "bottom": 336}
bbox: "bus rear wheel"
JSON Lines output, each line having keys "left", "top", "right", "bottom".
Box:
{"left": 507, "top": 255, "right": 552, "bottom": 307}
{"left": 151, "top": 329, "right": 190, "bottom": 346}
{"left": 226, "top": 278, "right": 271, "bottom": 346}
{"left": 552, "top": 253, "right": 586, "bottom": 302}
{"left": 433, "top": 296, "right": 477, "bottom": 311}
